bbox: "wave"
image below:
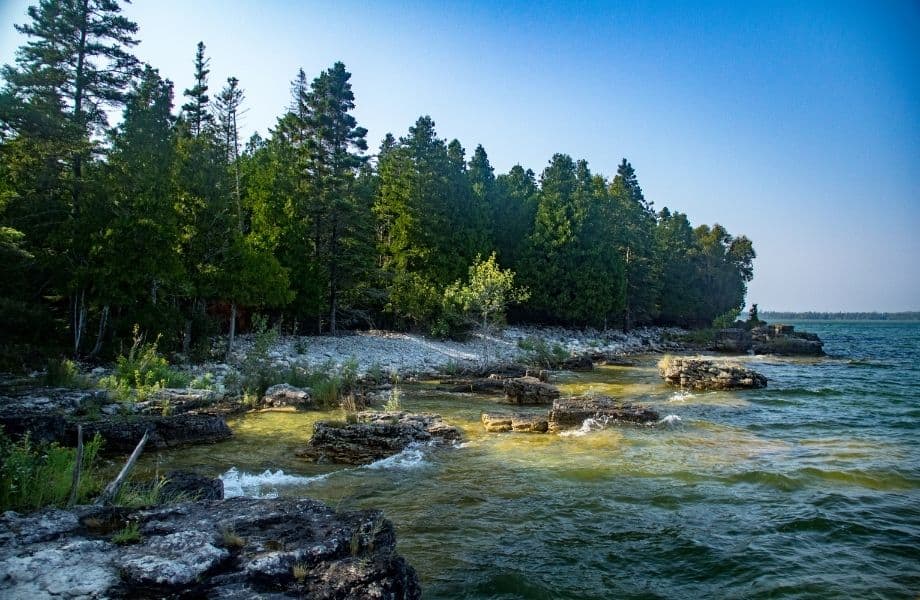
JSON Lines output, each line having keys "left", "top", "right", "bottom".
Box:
{"left": 363, "top": 442, "right": 432, "bottom": 470}
{"left": 658, "top": 414, "right": 682, "bottom": 426}
{"left": 220, "top": 467, "right": 331, "bottom": 499}
{"left": 669, "top": 390, "right": 695, "bottom": 403}
{"left": 559, "top": 417, "right": 610, "bottom": 437}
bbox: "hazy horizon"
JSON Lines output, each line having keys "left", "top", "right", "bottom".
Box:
{"left": 2, "top": 0, "right": 917, "bottom": 312}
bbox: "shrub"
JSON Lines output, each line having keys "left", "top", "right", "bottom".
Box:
{"left": 516, "top": 336, "right": 569, "bottom": 369}
{"left": 237, "top": 317, "right": 279, "bottom": 397}
{"left": 0, "top": 428, "right": 104, "bottom": 512}
{"left": 44, "top": 358, "right": 91, "bottom": 388}
{"left": 384, "top": 375, "right": 401, "bottom": 412}
{"left": 99, "top": 325, "right": 189, "bottom": 401}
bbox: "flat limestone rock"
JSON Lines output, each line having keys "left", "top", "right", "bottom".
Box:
{"left": 0, "top": 497, "right": 421, "bottom": 599}
{"left": 481, "top": 412, "right": 549, "bottom": 433}
{"left": 262, "top": 383, "right": 313, "bottom": 408}
{"left": 547, "top": 396, "right": 659, "bottom": 433}
{"left": 503, "top": 376, "right": 560, "bottom": 405}
{"left": 296, "top": 411, "right": 460, "bottom": 464}
{"left": 658, "top": 356, "right": 767, "bottom": 390}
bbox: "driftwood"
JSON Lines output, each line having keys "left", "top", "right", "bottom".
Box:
{"left": 66, "top": 424, "right": 83, "bottom": 507}
{"left": 95, "top": 429, "right": 149, "bottom": 506}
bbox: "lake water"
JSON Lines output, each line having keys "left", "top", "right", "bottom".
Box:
{"left": 142, "top": 321, "right": 920, "bottom": 598}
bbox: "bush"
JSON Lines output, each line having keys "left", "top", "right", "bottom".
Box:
{"left": 44, "top": 358, "right": 91, "bottom": 388}
{"left": 99, "top": 325, "right": 189, "bottom": 401}
{"left": 0, "top": 427, "right": 104, "bottom": 512}
{"left": 517, "top": 336, "right": 569, "bottom": 369}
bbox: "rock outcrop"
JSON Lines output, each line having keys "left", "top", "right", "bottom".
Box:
{"left": 560, "top": 355, "right": 594, "bottom": 372}
{"left": 0, "top": 387, "right": 232, "bottom": 452}
{"left": 137, "top": 388, "right": 226, "bottom": 415}
{"left": 160, "top": 470, "right": 225, "bottom": 502}
{"left": 713, "top": 328, "right": 753, "bottom": 353}
{"left": 751, "top": 324, "right": 825, "bottom": 356}
{"left": 262, "top": 383, "right": 313, "bottom": 408}
{"left": 481, "top": 412, "right": 549, "bottom": 433}
{"left": 503, "top": 376, "right": 560, "bottom": 404}
{"left": 297, "top": 411, "right": 460, "bottom": 464}
{"left": 547, "top": 396, "right": 660, "bottom": 432}
{"left": 0, "top": 497, "right": 421, "bottom": 599}
{"left": 658, "top": 356, "right": 767, "bottom": 390}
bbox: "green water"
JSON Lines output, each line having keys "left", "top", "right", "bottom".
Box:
{"left": 139, "top": 321, "right": 920, "bottom": 598}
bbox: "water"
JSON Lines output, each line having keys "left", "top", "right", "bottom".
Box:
{"left": 139, "top": 321, "right": 920, "bottom": 598}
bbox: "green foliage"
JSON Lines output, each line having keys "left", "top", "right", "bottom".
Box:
{"left": 44, "top": 358, "right": 91, "bottom": 389}
{"left": 99, "top": 326, "right": 189, "bottom": 401}
{"left": 0, "top": 429, "right": 104, "bottom": 512}
{"left": 444, "top": 252, "right": 529, "bottom": 332}
{"left": 114, "top": 475, "right": 174, "bottom": 508}
{"left": 112, "top": 522, "right": 141, "bottom": 545}
{"left": 713, "top": 308, "right": 741, "bottom": 329}
{"left": 189, "top": 372, "right": 216, "bottom": 390}
{"left": 516, "top": 336, "right": 569, "bottom": 369}
{"left": 384, "top": 376, "right": 402, "bottom": 412}
{"left": 236, "top": 317, "right": 280, "bottom": 396}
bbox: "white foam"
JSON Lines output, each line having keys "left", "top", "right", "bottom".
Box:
{"left": 220, "top": 467, "right": 330, "bottom": 499}
{"left": 362, "top": 442, "right": 430, "bottom": 471}
{"left": 669, "top": 390, "right": 694, "bottom": 402}
{"left": 658, "top": 414, "right": 682, "bottom": 426}
{"left": 559, "top": 417, "right": 610, "bottom": 437}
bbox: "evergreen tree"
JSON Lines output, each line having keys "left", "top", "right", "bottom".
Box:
{"left": 493, "top": 165, "right": 538, "bottom": 272}
{"left": 181, "top": 41, "right": 214, "bottom": 137}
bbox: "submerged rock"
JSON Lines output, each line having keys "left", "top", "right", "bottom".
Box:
{"left": 262, "top": 383, "right": 313, "bottom": 408}
{"left": 658, "top": 356, "right": 767, "bottom": 390}
{"left": 297, "top": 411, "right": 460, "bottom": 464}
{"left": 503, "top": 376, "right": 560, "bottom": 404}
{"left": 481, "top": 412, "right": 549, "bottom": 433}
{"left": 547, "top": 396, "right": 659, "bottom": 433}
{"left": 0, "top": 497, "right": 421, "bottom": 599}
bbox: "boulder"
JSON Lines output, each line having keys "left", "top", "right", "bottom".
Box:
{"left": 77, "top": 414, "right": 233, "bottom": 452}
{"left": 749, "top": 324, "right": 825, "bottom": 356}
{"left": 713, "top": 328, "right": 753, "bottom": 353}
{"left": 503, "top": 376, "right": 560, "bottom": 405}
{"left": 296, "top": 412, "right": 460, "bottom": 464}
{"left": 262, "top": 383, "right": 313, "bottom": 408}
{"left": 0, "top": 497, "right": 421, "bottom": 599}
{"left": 160, "top": 470, "right": 224, "bottom": 502}
{"left": 560, "top": 355, "right": 594, "bottom": 372}
{"left": 136, "top": 388, "right": 224, "bottom": 415}
{"left": 658, "top": 356, "right": 767, "bottom": 390}
{"left": 480, "top": 412, "right": 549, "bottom": 433}
{"left": 547, "top": 396, "right": 659, "bottom": 433}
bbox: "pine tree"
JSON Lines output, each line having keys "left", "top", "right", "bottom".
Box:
{"left": 181, "top": 42, "right": 214, "bottom": 137}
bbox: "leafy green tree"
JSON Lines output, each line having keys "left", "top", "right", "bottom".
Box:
{"left": 444, "top": 252, "right": 529, "bottom": 331}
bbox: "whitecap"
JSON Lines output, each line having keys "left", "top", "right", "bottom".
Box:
{"left": 362, "top": 442, "right": 430, "bottom": 471}
{"left": 658, "top": 414, "right": 682, "bottom": 426}
{"left": 669, "top": 390, "right": 694, "bottom": 402}
{"left": 559, "top": 417, "right": 610, "bottom": 437}
{"left": 220, "top": 467, "right": 330, "bottom": 499}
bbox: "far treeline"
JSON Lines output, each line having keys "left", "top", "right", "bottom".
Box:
{"left": 762, "top": 312, "right": 920, "bottom": 321}
{"left": 0, "top": 0, "right": 755, "bottom": 366}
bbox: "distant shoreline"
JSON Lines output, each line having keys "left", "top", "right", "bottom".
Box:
{"left": 762, "top": 311, "right": 920, "bottom": 321}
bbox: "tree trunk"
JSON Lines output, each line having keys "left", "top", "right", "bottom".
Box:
{"left": 328, "top": 217, "right": 339, "bottom": 336}
{"left": 95, "top": 430, "right": 149, "bottom": 506}
{"left": 226, "top": 302, "right": 237, "bottom": 361}
{"left": 73, "top": 289, "right": 87, "bottom": 356}
{"left": 89, "top": 304, "right": 109, "bottom": 358}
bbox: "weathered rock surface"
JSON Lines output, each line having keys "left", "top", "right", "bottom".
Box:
{"left": 658, "top": 356, "right": 767, "bottom": 390}
{"left": 297, "top": 411, "right": 460, "bottom": 464}
{"left": 560, "top": 355, "right": 594, "bottom": 372}
{"left": 262, "top": 383, "right": 313, "bottom": 408}
{"left": 160, "top": 470, "right": 225, "bottom": 502}
{"left": 713, "top": 328, "right": 753, "bottom": 353}
{"left": 78, "top": 414, "right": 233, "bottom": 452}
{"left": 547, "top": 396, "right": 660, "bottom": 433}
{"left": 503, "top": 376, "right": 560, "bottom": 404}
{"left": 136, "top": 388, "right": 226, "bottom": 415}
{"left": 480, "top": 412, "right": 549, "bottom": 433}
{"left": 0, "top": 497, "right": 421, "bottom": 599}
{"left": 751, "top": 324, "right": 824, "bottom": 356}
{"left": 439, "top": 375, "right": 508, "bottom": 394}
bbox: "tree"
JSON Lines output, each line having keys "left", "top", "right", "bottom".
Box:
{"left": 1, "top": 0, "right": 139, "bottom": 354}
{"left": 181, "top": 42, "right": 214, "bottom": 137}
{"left": 445, "top": 252, "right": 529, "bottom": 331}
{"left": 492, "top": 165, "right": 538, "bottom": 272}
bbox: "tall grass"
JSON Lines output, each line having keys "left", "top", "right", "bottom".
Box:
{"left": 44, "top": 358, "right": 91, "bottom": 388}
{"left": 99, "top": 325, "right": 189, "bottom": 401}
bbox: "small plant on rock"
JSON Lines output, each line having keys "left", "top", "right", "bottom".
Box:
{"left": 221, "top": 527, "right": 245, "bottom": 549}
{"left": 112, "top": 522, "right": 141, "bottom": 545}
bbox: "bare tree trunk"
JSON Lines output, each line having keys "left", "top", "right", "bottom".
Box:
{"left": 67, "top": 425, "right": 83, "bottom": 507}
{"left": 89, "top": 305, "right": 109, "bottom": 358}
{"left": 226, "top": 302, "right": 237, "bottom": 361}
{"left": 73, "top": 289, "right": 87, "bottom": 356}
{"left": 95, "top": 430, "right": 149, "bottom": 506}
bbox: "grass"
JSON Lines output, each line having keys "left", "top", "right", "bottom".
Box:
{"left": 44, "top": 358, "right": 91, "bottom": 388}
{"left": 516, "top": 336, "right": 569, "bottom": 369}
{"left": 0, "top": 427, "right": 104, "bottom": 512}
{"left": 112, "top": 522, "right": 141, "bottom": 545}
{"left": 98, "top": 325, "right": 189, "bottom": 402}
{"left": 292, "top": 562, "right": 308, "bottom": 582}
{"left": 221, "top": 527, "right": 245, "bottom": 549}
{"left": 384, "top": 377, "right": 401, "bottom": 412}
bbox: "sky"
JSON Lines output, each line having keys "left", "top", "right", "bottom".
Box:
{"left": 1, "top": 0, "right": 918, "bottom": 312}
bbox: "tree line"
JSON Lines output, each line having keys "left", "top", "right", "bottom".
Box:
{"left": 0, "top": 0, "right": 755, "bottom": 365}
{"left": 761, "top": 312, "right": 920, "bottom": 321}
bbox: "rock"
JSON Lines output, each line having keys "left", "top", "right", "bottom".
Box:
{"left": 0, "top": 498, "right": 421, "bottom": 599}
{"left": 547, "top": 396, "right": 659, "bottom": 432}
{"left": 78, "top": 414, "right": 233, "bottom": 452}
{"left": 160, "top": 470, "right": 224, "bottom": 501}
{"left": 503, "top": 376, "right": 560, "bottom": 405}
{"left": 658, "top": 356, "right": 767, "bottom": 390}
{"left": 262, "top": 383, "right": 313, "bottom": 408}
{"left": 560, "top": 355, "right": 594, "bottom": 371}
{"left": 297, "top": 412, "right": 460, "bottom": 464}
{"left": 438, "top": 375, "right": 507, "bottom": 394}
{"left": 749, "top": 324, "right": 824, "bottom": 356}
{"left": 481, "top": 412, "right": 549, "bottom": 433}
{"left": 136, "top": 388, "right": 225, "bottom": 415}
{"left": 713, "top": 328, "right": 753, "bottom": 353}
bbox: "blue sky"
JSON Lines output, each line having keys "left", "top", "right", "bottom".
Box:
{"left": 2, "top": 0, "right": 918, "bottom": 311}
